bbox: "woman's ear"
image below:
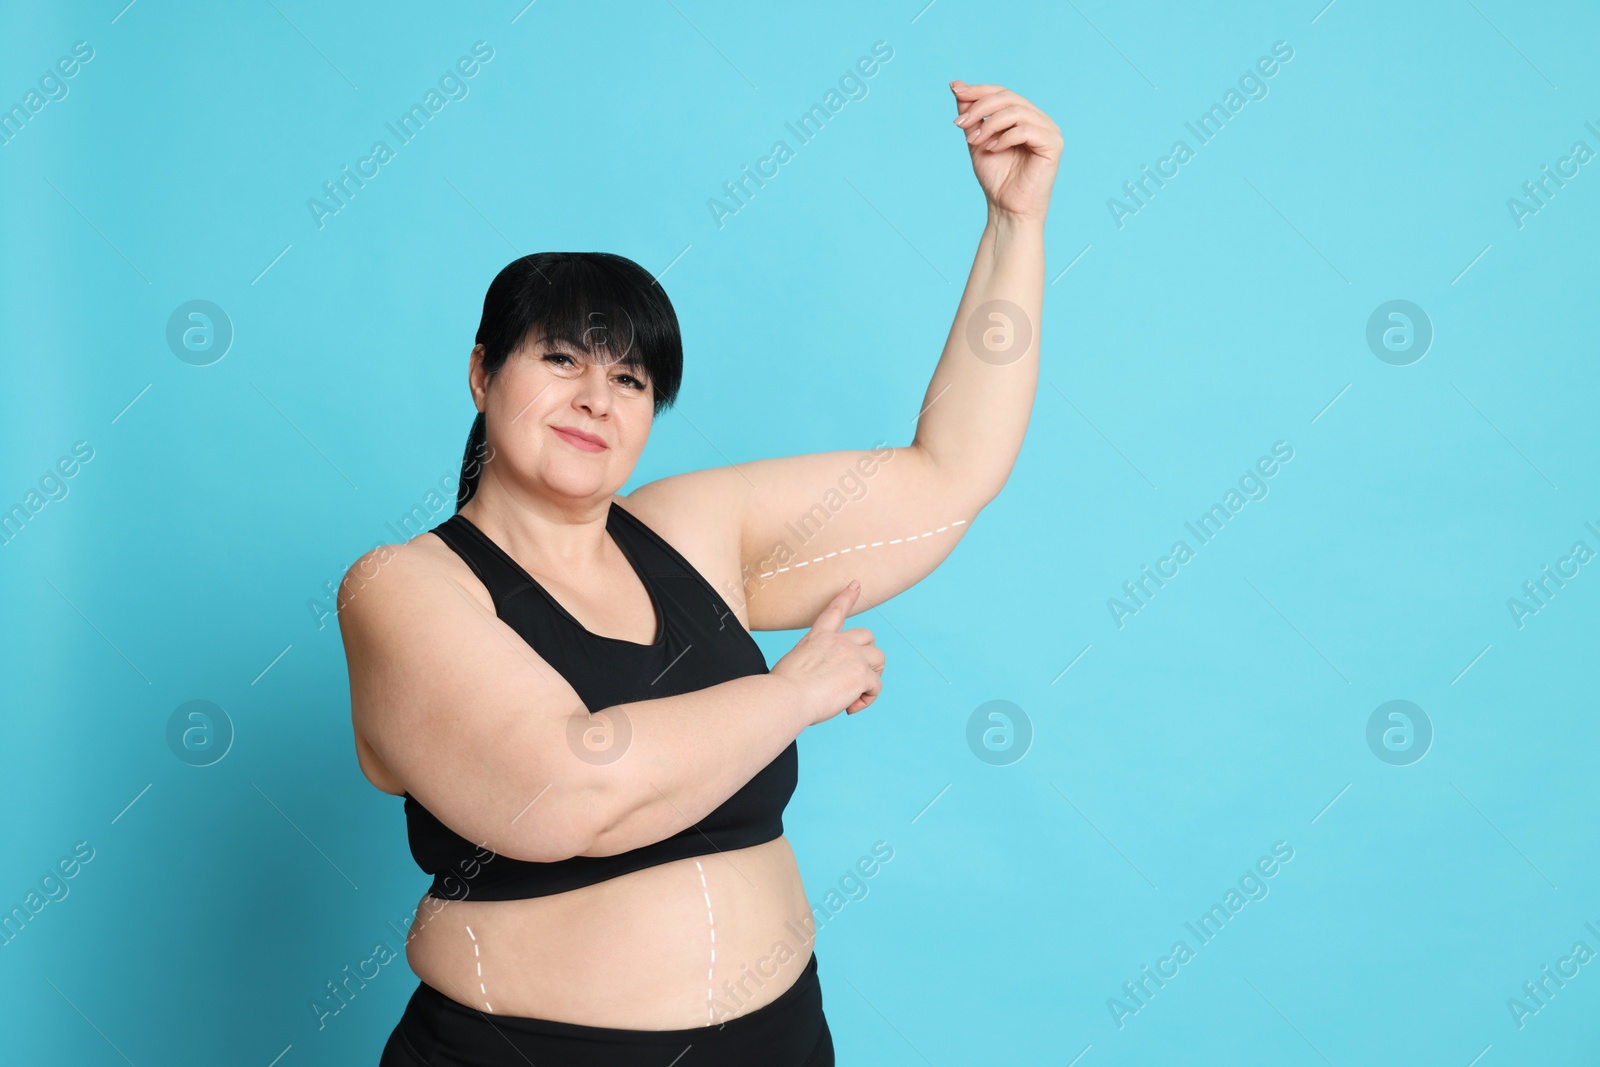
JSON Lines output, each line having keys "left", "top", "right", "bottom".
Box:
{"left": 469, "top": 344, "right": 488, "bottom": 411}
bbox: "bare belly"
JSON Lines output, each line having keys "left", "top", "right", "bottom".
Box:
{"left": 403, "top": 836, "right": 817, "bottom": 1029}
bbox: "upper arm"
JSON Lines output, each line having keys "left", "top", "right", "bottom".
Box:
{"left": 337, "top": 542, "right": 596, "bottom": 863}
{"left": 633, "top": 444, "right": 986, "bottom": 633}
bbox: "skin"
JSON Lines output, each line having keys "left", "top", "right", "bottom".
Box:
{"left": 345, "top": 79, "right": 1061, "bottom": 1029}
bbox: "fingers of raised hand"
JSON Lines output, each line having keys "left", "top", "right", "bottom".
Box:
{"left": 951, "top": 82, "right": 1006, "bottom": 121}
{"left": 952, "top": 81, "right": 1004, "bottom": 104}
{"left": 955, "top": 89, "right": 1024, "bottom": 128}
{"left": 980, "top": 119, "right": 1051, "bottom": 154}
{"left": 964, "top": 103, "right": 1028, "bottom": 144}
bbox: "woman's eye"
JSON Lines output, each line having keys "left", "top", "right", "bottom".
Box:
{"left": 544, "top": 353, "right": 645, "bottom": 390}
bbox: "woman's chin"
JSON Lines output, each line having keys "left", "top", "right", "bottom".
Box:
{"left": 539, "top": 466, "right": 616, "bottom": 499}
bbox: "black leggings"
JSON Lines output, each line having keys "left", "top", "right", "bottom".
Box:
{"left": 379, "top": 951, "right": 833, "bottom": 1066}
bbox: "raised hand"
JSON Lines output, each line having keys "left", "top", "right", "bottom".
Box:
{"left": 951, "top": 80, "right": 1064, "bottom": 225}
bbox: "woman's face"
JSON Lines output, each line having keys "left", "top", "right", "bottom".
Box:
{"left": 470, "top": 334, "right": 654, "bottom": 503}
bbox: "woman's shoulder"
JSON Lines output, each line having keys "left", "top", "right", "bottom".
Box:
{"left": 339, "top": 521, "right": 492, "bottom": 622}
{"left": 619, "top": 466, "right": 744, "bottom": 535}
{"left": 619, "top": 475, "right": 739, "bottom": 552}
{"left": 617, "top": 477, "right": 748, "bottom": 623}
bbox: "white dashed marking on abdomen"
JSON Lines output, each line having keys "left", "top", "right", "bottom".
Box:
{"left": 693, "top": 859, "right": 715, "bottom": 1024}
{"left": 465, "top": 925, "right": 491, "bottom": 1012}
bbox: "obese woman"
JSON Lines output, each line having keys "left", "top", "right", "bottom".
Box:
{"left": 340, "top": 79, "right": 1061, "bottom": 1065}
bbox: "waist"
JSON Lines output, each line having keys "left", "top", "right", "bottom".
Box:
{"left": 402, "top": 836, "right": 819, "bottom": 1029}
{"left": 410, "top": 951, "right": 821, "bottom": 1041}
{"left": 390, "top": 952, "right": 826, "bottom": 1067}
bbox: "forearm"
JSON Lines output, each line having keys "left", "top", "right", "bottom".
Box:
{"left": 911, "top": 208, "right": 1045, "bottom": 502}
{"left": 572, "top": 672, "right": 812, "bottom": 856}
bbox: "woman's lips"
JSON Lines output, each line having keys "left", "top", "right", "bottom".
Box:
{"left": 552, "top": 426, "right": 608, "bottom": 452}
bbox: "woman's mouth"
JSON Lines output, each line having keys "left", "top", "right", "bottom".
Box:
{"left": 551, "top": 425, "right": 608, "bottom": 452}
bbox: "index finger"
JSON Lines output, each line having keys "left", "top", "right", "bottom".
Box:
{"left": 952, "top": 81, "right": 1004, "bottom": 110}
{"left": 812, "top": 581, "right": 861, "bottom": 631}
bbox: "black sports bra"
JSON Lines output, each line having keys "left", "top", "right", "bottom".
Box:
{"left": 402, "top": 499, "right": 798, "bottom": 900}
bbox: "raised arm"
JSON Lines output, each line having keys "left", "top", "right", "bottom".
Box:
{"left": 628, "top": 80, "right": 1063, "bottom": 632}
{"left": 911, "top": 80, "right": 1057, "bottom": 500}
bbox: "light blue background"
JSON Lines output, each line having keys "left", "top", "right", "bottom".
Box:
{"left": 3, "top": 1, "right": 1597, "bottom": 1064}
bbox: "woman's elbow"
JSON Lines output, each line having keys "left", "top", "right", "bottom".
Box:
{"left": 496, "top": 781, "right": 606, "bottom": 864}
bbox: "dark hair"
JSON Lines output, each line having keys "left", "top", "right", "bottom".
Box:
{"left": 456, "top": 252, "right": 683, "bottom": 511}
